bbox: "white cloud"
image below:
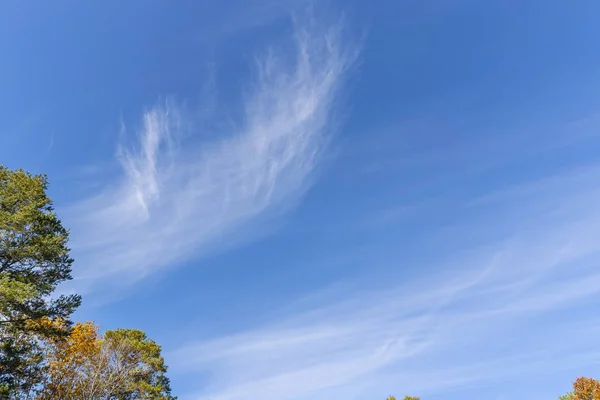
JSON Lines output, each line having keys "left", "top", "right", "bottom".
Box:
{"left": 169, "top": 164, "right": 600, "bottom": 400}
{"left": 64, "top": 15, "right": 358, "bottom": 292}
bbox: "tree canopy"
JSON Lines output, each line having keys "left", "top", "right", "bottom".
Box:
{"left": 571, "top": 376, "right": 600, "bottom": 400}
{"left": 36, "top": 321, "right": 175, "bottom": 399}
{"left": 1, "top": 165, "right": 175, "bottom": 399}
{"left": 0, "top": 166, "right": 81, "bottom": 397}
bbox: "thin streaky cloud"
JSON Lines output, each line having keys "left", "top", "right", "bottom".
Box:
{"left": 169, "top": 164, "right": 600, "bottom": 400}
{"left": 47, "top": 132, "right": 54, "bottom": 152}
{"left": 63, "top": 15, "right": 359, "bottom": 293}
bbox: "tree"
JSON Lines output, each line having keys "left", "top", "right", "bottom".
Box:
{"left": 559, "top": 377, "right": 600, "bottom": 400}
{"left": 386, "top": 396, "right": 420, "bottom": 400}
{"left": 36, "top": 321, "right": 175, "bottom": 399}
{"left": 0, "top": 166, "right": 81, "bottom": 396}
{"left": 573, "top": 377, "right": 600, "bottom": 400}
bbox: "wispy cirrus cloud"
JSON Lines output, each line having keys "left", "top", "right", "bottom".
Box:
{"left": 64, "top": 15, "right": 358, "bottom": 292}
{"left": 169, "top": 164, "right": 600, "bottom": 400}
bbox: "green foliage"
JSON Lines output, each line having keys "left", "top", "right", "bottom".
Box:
{"left": 104, "top": 328, "right": 175, "bottom": 399}
{"left": 0, "top": 275, "right": 37, "bottom": 308}
{"left": 0, "top": 166, "right": 81, "bottom": 308}
{"left": 559, "top": 392, "right": 575, "bottom": 400}
{"left": 0, "top": 165, "right": 81, "bottom": 396}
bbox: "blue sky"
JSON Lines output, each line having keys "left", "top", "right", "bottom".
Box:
{"left": 2, "top": 0, "right": 600, "bottom": 399}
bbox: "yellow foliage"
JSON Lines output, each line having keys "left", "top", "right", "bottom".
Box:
{"left": 37, "top": 322, "right": 102, "bottom": 399}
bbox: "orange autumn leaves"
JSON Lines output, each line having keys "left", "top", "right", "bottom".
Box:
{"left": 571, "top": 376, "right": 600, "bottom": 400}
{"left": 37, "top": 322, "right": 101, "bottom": 399}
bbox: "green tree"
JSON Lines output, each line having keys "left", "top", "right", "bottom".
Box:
{"left": 0, "top": 166, "right": 81, "bottom": 396}
{"left": 103, "top": 328, "right": 175, "bottom": 399}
